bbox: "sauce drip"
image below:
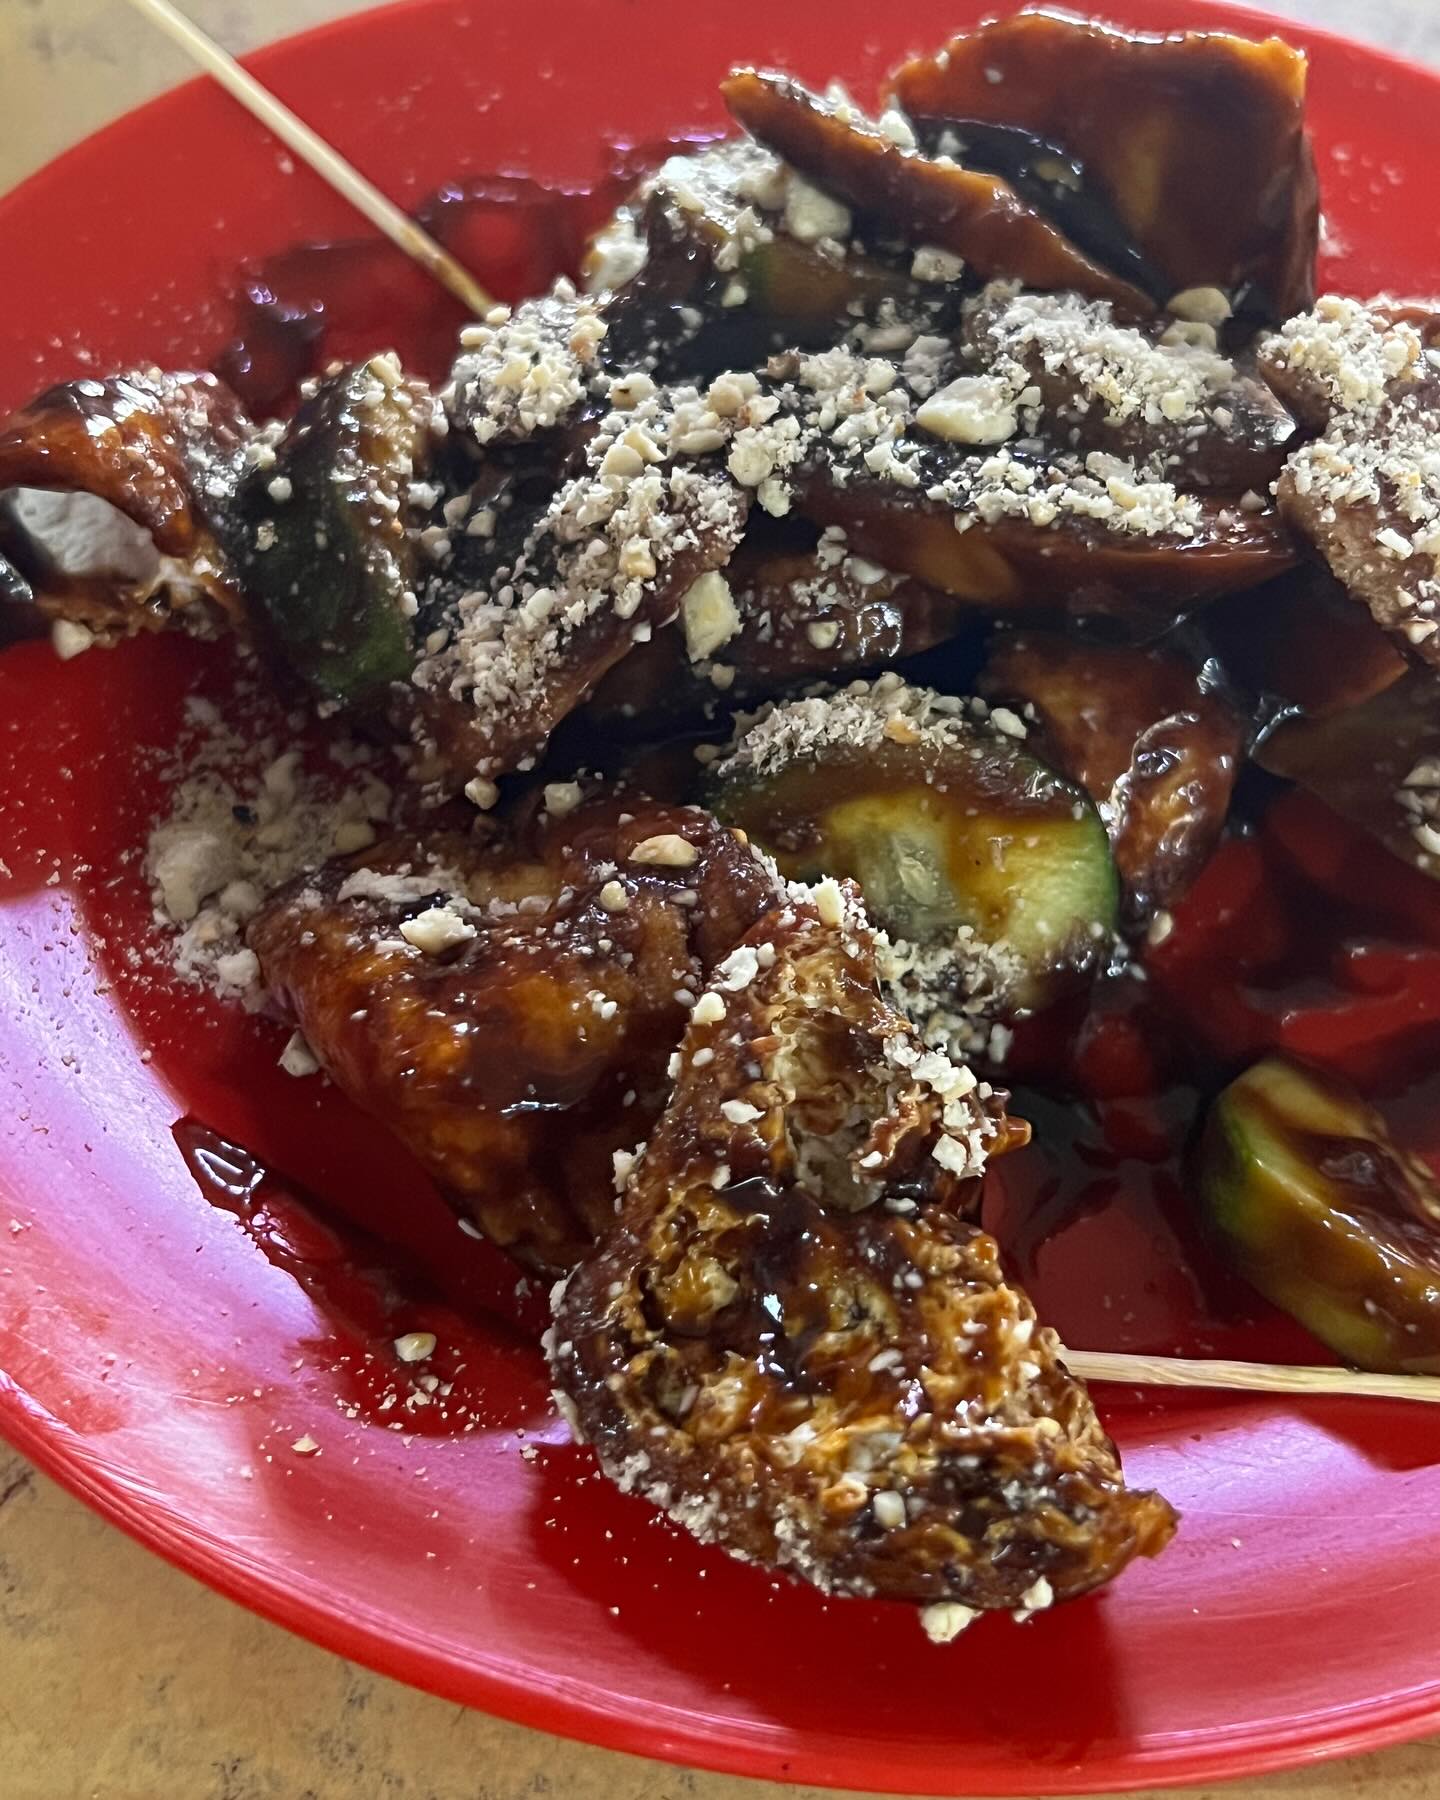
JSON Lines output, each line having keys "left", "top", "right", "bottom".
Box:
{"left": 173, "top": 1116, "right": 547, "bottom": 1434}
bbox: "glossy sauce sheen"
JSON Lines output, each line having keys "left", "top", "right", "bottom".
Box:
{"left": 215, "top": 144, "right": 713, "bottom": 416}
{"left": 155, "top": 106, "right": 1440, "bottom": 1399}
{"left": 173, "top": 1115, "right": 547, "bottom": 1434}
{"left": 5, "top": 2, "right": 1440, "bottom": 1788}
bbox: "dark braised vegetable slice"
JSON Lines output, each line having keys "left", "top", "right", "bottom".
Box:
{"left": 981, "top": 631, "right": 1246, "bottom": 921}
{"left": 409, "top": 469, "right": 749, "bottom": 791}
{"left": 610, "top": 141, "right": 918, "bottom": 332}
{"left": 230, "top": 356, "right": 436, "bottom": 707}
{"left": 739, "top": 233, "right": 907, "bottom": 326}
{"left": 552, "top": 896, "right": 1175, "bottom": 1610}
{"left": 1256, "top": 671, "right": 1440, "bottom": 881}
{"left": 248, "top": 796, "right": 778, "bottom": 1275}
{"left": 1258, "top": 298, "right": 1440, "bottom": 431}
{"left": 405, "top": 306, "right": 756, "bottom": 788}
{"left": 721, "top": 70, "right": 1152, "bottom": 314}
{"left": 1195, "top": 1057, "right": 1440, "bottom": 1373}
{"left": 890, "top": 13, "right": 1318, "bottom": 322}
{"left": 0, "top": 369, "right": 253, "bottom": 637}
{"left": 791, "top": 462, "right": 1297, "bottom": 625}
{"left": 706, "top": 679, "right": 1117, "bottom": 1013}
{"left": 1261, "top": 300, "right": 1440, "bottom": 672}
{"left": 584, "top": 542, "right": 969, "bottom": 732}
{"left": 737, "top": 308, "right": 1301, "bottom": 625}
{"left": 1202, "top": 563, "right": 1408, "bottom": 719}
{"left": 961, "top": 285, "right": 1298, "bottom": 495}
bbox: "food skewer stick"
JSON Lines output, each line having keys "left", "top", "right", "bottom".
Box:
{"left": 121, "top": 0, "right": 493, "bottom": 317}
{"left": 1064, "top": 1348, "right": 1440, "bottom": 1404}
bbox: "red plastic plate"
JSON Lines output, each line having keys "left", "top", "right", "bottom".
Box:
{"left": 2, "top": 2, "right": 1439, "bottom": 1792}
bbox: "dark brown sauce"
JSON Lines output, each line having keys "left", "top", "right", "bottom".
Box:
{"left": 214, "top": 138, "right": 720, "bottom": 416}
{"left": 905, "top": 117, "right": 1165, "bottom": 301}
{"left": 986, "top": 794, "right": 1440, "bottom": 1360}
{"left": 188, "top": 120, "right": 1437, "bottom": 1379}
{"left": 173, "top": 1116, "right": 547, "bottom": 1434}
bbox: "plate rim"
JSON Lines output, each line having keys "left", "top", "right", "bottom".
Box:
{"left": 10, "top": 1371, "right": 1440, "bottom": 1798}
{"left": 2, "top": 0, "right": 1440, "bottom": 1791}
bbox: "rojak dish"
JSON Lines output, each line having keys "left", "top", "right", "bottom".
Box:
{"left": 7, "top": 9, "right": 1440, "bottom": 1639}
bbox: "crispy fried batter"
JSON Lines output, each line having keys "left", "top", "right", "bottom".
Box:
{"left": 551, "top": 896, "right": 1176, "bottom": 1609}
{"left": 248, "top": 797, "right": 778, "bottom": 1272}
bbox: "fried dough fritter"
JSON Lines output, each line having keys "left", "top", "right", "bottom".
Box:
{"left": 961, "top": 286, "right": 1298, "bottom": 496}
{"left": 550, "top": 894, "right": 1177, "bottom": 1612}
{"left": 0, "top": 370, "right": 253, "bottom": 637}
{"left": 248, "top": 796, "right": 778, "bottom": 1272}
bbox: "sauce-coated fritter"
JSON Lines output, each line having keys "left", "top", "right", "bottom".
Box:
{"left": 891, "top": 13, "right": 1318, "bottom": 321}
{"left": 1262, "top": 300, "right": 1440, "bottom": 670}
{"left": 721, "top": 69, "right": 1153, "bottom": 314}
{"left": 0, "top": 370, "right": 253, "bottom": 636}
{"left": 249, "top": 797, "right": 778, "bottom": 1271}
{"left": 551, "top": 895, "right": 1176, "bottom": 1611}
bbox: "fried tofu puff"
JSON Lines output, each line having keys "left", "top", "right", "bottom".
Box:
{"left": 248, "top": 796, "right": 778, "bottom": 1272}
{"left": 0, "top": 369, "right": 254, "bottom": 638}
{"left": 550, "top": 893, "right": 1177, "bottom": 1614}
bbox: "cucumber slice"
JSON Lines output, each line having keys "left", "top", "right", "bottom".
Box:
{"left": 1196, "top": 1057, "right": 1440, "bottom": 1373}
{"left": 230, "top": 358, "right": 430, "bottom": 707}
{"left": 738, "top": 234, "right": 911, "bottom": 327}
{"left": 706, "top": 684, "right": 1117, "bottom": 1011}
{"left": 597, "top": 140, "right": 920, "bottom": 349}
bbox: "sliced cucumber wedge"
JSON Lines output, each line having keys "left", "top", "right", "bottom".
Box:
{"left": 706, "top": 682, "right": 1117, "bottom": 1011}
{"left": 230, "top": 357, "right": 432, "bottom": 707}
{"left": 1196, "top": 1056, "right": 1440, "bottom": 1373}
{"left": 594, "top": 139, "right": 923, "bottom": 358}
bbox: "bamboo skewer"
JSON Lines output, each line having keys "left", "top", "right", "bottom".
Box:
{"left": 1063, "top": 1348, "right": 1440, "bottom": 1404}
{"left": 122, "top": 0, "right": 493, "bottom": 317}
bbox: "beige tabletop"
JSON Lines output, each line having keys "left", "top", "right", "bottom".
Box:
{"left": 3, "top": 3, "right": 1440, "bottom": 1797}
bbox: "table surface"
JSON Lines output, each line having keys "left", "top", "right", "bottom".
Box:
{"left": 3, "top": 2, "right": 1439, "bottom": 1796}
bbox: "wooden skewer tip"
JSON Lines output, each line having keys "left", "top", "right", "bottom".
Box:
{"left": 122, "top": 0, "right": 493, "bottom": 317}
{"left": 1062, "top": 1348, "right": 1440, "bottom": 1404}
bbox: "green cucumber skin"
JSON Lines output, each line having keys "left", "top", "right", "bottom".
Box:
{"left": 1197, "top": 1063, "right": 1440, "bottom": 1375}
{"left": 241, "top": 476, "right": 414, "bottom": 704}
{"left": 1197, "top": 1101, "right": 1387, "bottom": 1369}
{"left": 229, "top": 369, "right": 419, "bottom": 707}
{"left": 708, "top": 742, "right": 1118, "bottom": 1008}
